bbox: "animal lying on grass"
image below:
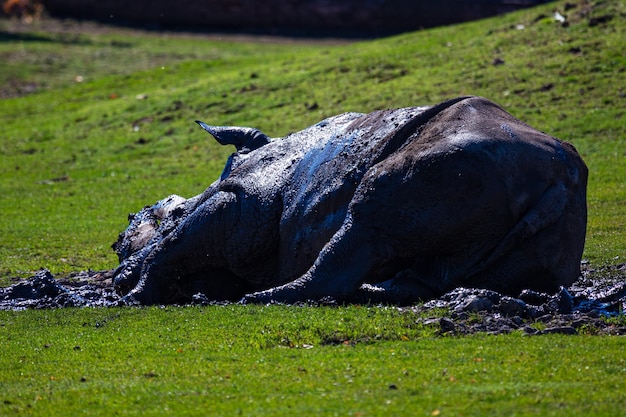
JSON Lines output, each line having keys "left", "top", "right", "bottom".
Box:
{"left": 111, "top": 96, "right": 588, "bottom": 305}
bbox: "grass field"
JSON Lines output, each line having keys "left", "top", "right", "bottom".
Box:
{"left": 1, "top": 306, "right": 625, "bottom": 416}
{"left": 1, "top": 0, "right": 625, "bottom": 415}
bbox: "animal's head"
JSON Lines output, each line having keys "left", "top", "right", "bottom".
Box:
{"left": 112, "top": 194, "right": 187, "bottom": 262}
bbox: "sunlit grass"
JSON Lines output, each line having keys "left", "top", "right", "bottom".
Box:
{"left": 1, "top": 306, "right": 625, "bottom": 416}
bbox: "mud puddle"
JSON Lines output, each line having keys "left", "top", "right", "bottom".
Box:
{"left": 1, "top": 264, "right": 624, "bottom": 335}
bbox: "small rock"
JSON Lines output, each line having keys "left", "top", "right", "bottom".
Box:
{"left": 554, "top": 287, "right": 574, "bottom": 314}
{"left": 570, "top": 318, "right": 587, "bottom": 328}
{"left": 421, "top": 318, "right": 441, "bottom": 326}
{"left": 588, "top": 14, "right": 613, "bottom": 27}
{"left": 452, "top": 311, "right": 469, "bottom": 320}
{"left": 542, "top": 326, "right": 577, "bottom": 335}
{"left": 536, "top": 314, "right": 554, "bottom": 323}
{"left": 523, "top": 326, "right": 539, "bottom": 335}
{"left": 498, "top": 296, "right": 526, "bottom": 316}
{"left": 439, "top": 317, "right": 456, "bottom": 333}
{"left": 457, "top": 295, "right": 493, "bottom": 313}
{"left": 585, "top": 309, "right": 600, "bottom": 318}
{"left": 191, "top": 293, "right": 210, "bottom": 306}
{"left": 526, "top": 305, "right": 542, "bottom": 319}
{"left": 518, "top": 289, "right": 549, "bottom": 306}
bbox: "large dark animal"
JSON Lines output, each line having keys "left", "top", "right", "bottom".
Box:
{"left": 112, "top": 96, "right": 587, "bottom": 305}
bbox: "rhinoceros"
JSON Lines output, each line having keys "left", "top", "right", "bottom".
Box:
{"left": 112, "top": 96, "right": 587, "bottom": 305}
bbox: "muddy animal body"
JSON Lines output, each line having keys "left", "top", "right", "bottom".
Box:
{"left": 112, "top": 96, "right": 587, "bottom": 305}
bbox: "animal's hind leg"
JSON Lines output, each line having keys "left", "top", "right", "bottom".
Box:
{"left": 243, "top": 218, "right": 390, "bottom": 303}
{"left": 465, "top": 181, "right": 585, "bottom": 294}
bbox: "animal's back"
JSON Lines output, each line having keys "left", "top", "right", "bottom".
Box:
{"left": 347, "top": 96, "right": 588, "bottom": 294}
{"left": 276, "top": 105, "right": 441, "bottom": 281}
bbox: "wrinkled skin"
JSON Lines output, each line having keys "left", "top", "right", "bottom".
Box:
{"left": 112, "top": 96, "right": 588, "bottom": 305}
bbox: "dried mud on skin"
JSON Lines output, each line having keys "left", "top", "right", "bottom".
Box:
{"left": 1, "top": 265, "right": 625, "bottom": 336}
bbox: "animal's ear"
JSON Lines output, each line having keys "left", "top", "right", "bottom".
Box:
{"left": 195, "top": 121, "right": 270, "bottom": 152}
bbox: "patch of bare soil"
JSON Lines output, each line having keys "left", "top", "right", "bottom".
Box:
{"left": 1, "top": 265, "right": 625, "bottom": 336}
{"left": 0, "top": 79, "right": 39, "bottom": 99}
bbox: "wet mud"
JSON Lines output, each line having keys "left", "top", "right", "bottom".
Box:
{"left": 1, "top": 264, "right": 624, "bottom": 335}
{"left": 0, "top": 269, "right": 121, "bottom": 310}
{"left": 415, "top": 264, "right": 626, "bottom": 336}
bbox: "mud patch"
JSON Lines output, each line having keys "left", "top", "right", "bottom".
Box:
{"left": 1, "top": 265, "right": 625, "bottom": 336}
{"left": 0, "top": 79, "right": 39, "bottom": 99}
{"left": 0, "top": 269, "right": 120, "bottom": 309}
{"left": 411, "top": 263, "right": 626, "bottom": 336}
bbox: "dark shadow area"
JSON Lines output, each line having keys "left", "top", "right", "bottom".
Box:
{"left": 0, "top": 30, "right": 53, "bottom": 42}
{"left": 40, "top": 0, "right": 557, "bottom": 38}
{"left": 0, "top": 28, "right": 93, "bottom": 45}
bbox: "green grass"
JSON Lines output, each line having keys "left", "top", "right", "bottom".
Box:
{"left": 1, "top": 306, "right": 625, "bottom": 416}
{"left": 1, "top": 1, "right": 626, "bottom": 415}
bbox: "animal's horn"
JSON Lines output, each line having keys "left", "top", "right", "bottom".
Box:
{"left": 195, "top": 121, "right": 270, "bottom": 152}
